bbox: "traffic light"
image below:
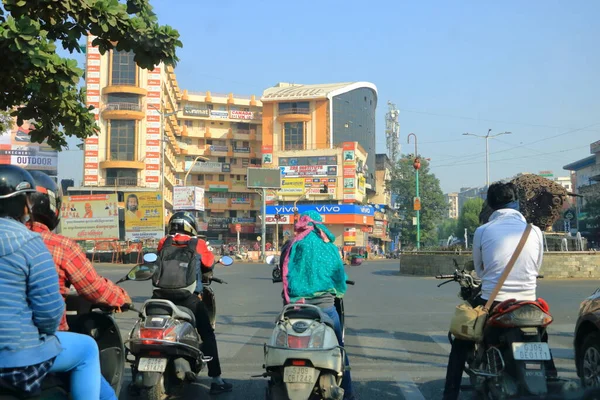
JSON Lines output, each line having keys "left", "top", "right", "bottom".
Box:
{"left": 320, "top": 184, "right": 328, "bottom": 194}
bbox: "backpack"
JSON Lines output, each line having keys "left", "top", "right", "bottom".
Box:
{"left": 152, "top": 236, "right": 199, "bottom": 290}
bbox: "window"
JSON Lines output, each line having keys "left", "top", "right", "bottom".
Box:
{"left": 284, "top": 122, "right": 304, "bottom": 150}
{"left": 111, "top": 51, "right": 136, "bottom": 85}
{"left": 207, "top": 104, "right": 214, "bottom": 110}
{"left": 242, "top": 158, "right": 249, "bottom": 167}
{"left": 205, "top": 174, "right": 214, "bottom": 181}
{"left": 217, "top": 157, "right": 226, "bottom": 163}
{"left": 229, "top": 210, "right": 237, "bottom": 218}
{"left": 207, "top": 140, "right": 213, "bottom": 145}
{"left": 109, "top": 120, "right": 136, "bottom": 161}
{"left": 185, "top": 120, "right": 193, "bottom": 127}
{"left": 243, "top": 141, "right": 249, "bottom": 147}
{"left": 106, "top": 169, "right": 137, "bottom": 186}
{"left": 107, "top": 93, "right": 138, "bottom": 104}
{"left": 219, "top": 175, "right": 225, "bottom": 182}
{"left": 231, "top": 159, "right": 237, "bottom": 165}
{"left": 279, "top": 102, "right": 309, "bottom": 115}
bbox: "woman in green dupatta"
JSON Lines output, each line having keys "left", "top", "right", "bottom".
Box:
{"left": 280, "top": 210, "right": 354, "bottom": 399}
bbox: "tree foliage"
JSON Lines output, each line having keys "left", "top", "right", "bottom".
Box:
{"left": 437, "top": 218, "right": 458, "bottom": 242}
{"left": 0, "top": 0, "right": 182, "bottom": 149}
{"left": 456, "top": 197, "right": 484, "bottom": 238}
{"left": 388, "top": 156, "right": 447, "bottom": 247}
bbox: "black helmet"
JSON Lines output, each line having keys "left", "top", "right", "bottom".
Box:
{"left": 0, "top": 165, "right": 37, "bottom": 199}
{"left": 168, "top": 211, "right": 198, "bottom": 236}
{"left": 29, "top": 171, "right": 62, "bottom": 230}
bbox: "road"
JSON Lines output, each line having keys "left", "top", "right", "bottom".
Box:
{"left": 97, "top": 260, "right": 598, "bottom": 399}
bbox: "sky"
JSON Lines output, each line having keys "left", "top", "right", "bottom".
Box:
{"left": 58, "top": 0, "right": 600, "bottom": 193}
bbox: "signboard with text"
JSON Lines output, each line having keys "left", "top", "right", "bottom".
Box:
{"left": 60, "top": 194, "right": 119, "bottom": 240}
{"left": 173, "top": 186, "right": 205, "bottom": 211}
{"left": 0, "top": 118, "right": 58, "bottom": 174}
{"left": 124, "top": 192, "right": 163, "bottom": 240}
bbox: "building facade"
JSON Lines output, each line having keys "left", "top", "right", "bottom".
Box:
{"left": 176, "top": 90, "right": 263, "bottom": 242}
{"left": 445, "top": 192, "right": 459, "bottom": 219}
{"left": 261, "top": 82, "right": 378, "bottom": 249}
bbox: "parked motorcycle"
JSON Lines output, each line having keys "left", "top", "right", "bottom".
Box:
{"left": 261, "top": 255, "right": 354, "bottom": 400}
{"left": 1, "top": 287, "right": 134, "bottom": 399}
{"left": 124, "top": 253, "right": 233, "bottom": 400}
{"left": 436, "top": 260, "right": 573, "bottom": 399}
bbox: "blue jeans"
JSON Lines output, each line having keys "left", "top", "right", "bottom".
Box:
{"left": 321, "top": 306, "right": 353, "bottom": 399}
{"left": 51, "top": 332, "right": 116, "bottom": 400}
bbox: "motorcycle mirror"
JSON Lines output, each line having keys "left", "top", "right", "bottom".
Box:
{"left": 265, "top": 255, "right": 276, "bottom": 265}
{"left": 219, "top": 256, "right": 234, "bottom": 266}
{"left": 143, "top": 253, "right": 158, "bottom": 263}
{"left": 125, "top": 264, "right": 157, "bottom": 281}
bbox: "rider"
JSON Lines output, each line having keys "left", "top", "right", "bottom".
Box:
{"left": 153, "top": 211, "right": 232, "bottom": 395}
{"left": 27, "top": 171, "right": 131, "bottom": 400}
{"left": 280, "top": 210, "right": 354, "bottom": 400}
{"left": 0, "top": 165, "right": 103, "bottom": 400}
{"left": 442, "top": 182, "right": 554, "bottom": 400}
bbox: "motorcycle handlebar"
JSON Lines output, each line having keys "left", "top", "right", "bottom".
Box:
{"left": 436, "top": 275, "right": 455, "bottom": 279}
{"left": 346, "top": 280, "right": 355, "bottom": 285}
{"left": 211, "top": 277, "right": 228, "bottom": 284}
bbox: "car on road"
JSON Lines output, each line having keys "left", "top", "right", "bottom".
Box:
{"left": 574, "top": 288, "right": 600, "bottom": 388}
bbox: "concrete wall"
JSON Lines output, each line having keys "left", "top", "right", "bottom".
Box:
{"left": 399, "top": 251, "right": 600, "bottom": 278}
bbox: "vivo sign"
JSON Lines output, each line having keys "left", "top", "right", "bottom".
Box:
{"left": 266, "top": 204, "right": 374, "bottom": 216}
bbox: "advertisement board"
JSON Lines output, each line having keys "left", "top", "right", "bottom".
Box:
{"left": 265, "top": 214, "right": 292, "bottom": 224}
{"left": 247, "top": 168, "right": 281, "bottom": 189}
{"left": 343, "top": 227, "right": 357, "bottom": 246}
{"left": 280, "top": 164, "right": 337, "bottom": 177}
{"left": 267, "top": 204, "right": 374, "bottom": 216}
{"left": 343, "top": 142, "right": 356, "bottom": 203}
{"left": 186, "top": 161, "right": 226, "bottom": 173}
{"left": 278, "top": 177, "right": 336, "bottom": 195}
{"left": 0, "top": 118, "right": 58, "bottom": 174}
{"left": 60, "top": 194, "right": 119, "bottom": 240}
{"left": 230, "top": 110, "right": 254, "bottom": 120}
{"left": 210, "top": 110, "right": 229, "bottom": 119}
{"left": 83, "top": 35, "right": 101, "bottom": 186}
{"left": 124, "top": 192, "right": 163, "bottom": 240}
{"left": 262, "top": 145, "right": 273, "bottom": 165}
{"left": 173, "top": 186, "right": 205, "bottom": 211}
{"left": 145, "top": 66, "right": 162, "bottom": 189}
{"left": 183, "top": 106, "right": 209, "bottom": 117}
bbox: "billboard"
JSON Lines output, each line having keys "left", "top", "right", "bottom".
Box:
{"left": 124, "top": 192, "right": 164, "bottom": 240}
{"left": 0, "top": 118, "right": 58, "bottom": 174}
{"left": 59, "top": 194, "right": 119, "bottom": 240}
{"left": 280, "top": 164, "right": 337, "bottom": 177}
{"left": 247, "top": 168, "right": 281, "bottom": 189}
{"left": 343, "top": 142, "right": 357, "bottom": 203}
{"left": 278, "top": 177, "right": 336, "bottom": 196}
{"left": 173, "top": 186, "right": 205, "bottom": 211}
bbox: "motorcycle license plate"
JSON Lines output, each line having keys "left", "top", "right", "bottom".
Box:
{"left": 137, "top": 358, "right": 168, "bottom": 372}
{"left": 512, "top": 342, "right": 551, "bottom": 361}
{"left": 283, "top": 366, "right": 315, "bottom": 384}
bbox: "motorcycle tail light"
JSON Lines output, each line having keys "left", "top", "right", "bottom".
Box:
{"left": 139, "top": 326, "right": 177, "bottom": 345}
{"left": 288, "top": 335, "right": 311, "bottom": 349}
{"left": 308, "top": 325, "right": 326, "bottom": 349}
{"left": 275, "top": 329, "right": 287, "bottom": 347}
{"left": 489, "top": 304, "right": 553, "bottom": 328}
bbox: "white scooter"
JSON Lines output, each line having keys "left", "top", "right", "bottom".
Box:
{"left": 260, "top": 255, "right": 354, "bottom": 400}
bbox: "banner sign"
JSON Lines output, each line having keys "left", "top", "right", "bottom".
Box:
{"left": 267, "top": 204, "right": 374, "bottom": 216}
{"left": 60, "top": 194, "right": 119, "bottom": 240}
{"left": 124, "top": 192, "right": 163, "bottom": 240}
{"left": 173, "top": 186, "right": 205, "bottom": 211}
{"left": 280, "top": 165, "right": 337, "bottom": 177}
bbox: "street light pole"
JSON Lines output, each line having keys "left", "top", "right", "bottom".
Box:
{"left": 463, "top": 129, "right": 512, "bottom": 188}
{"left": 184, "top": 155, "right": 209, "bottom": 186}
{"left": 407, "top": 133, "right": 420, "bottom": 250}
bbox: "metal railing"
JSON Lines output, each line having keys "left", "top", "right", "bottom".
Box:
{"left": 104, "top": 103, "right": 142, "bottom": 112}
{"left": 279, "top": 107, "right": 310, "bottom": 115}
{"left": 103, "top": 177, "right": 145, "bottom": 187}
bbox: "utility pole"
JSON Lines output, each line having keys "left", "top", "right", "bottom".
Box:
{"left": 463, "top": 129, "right": 512, "bottom": 188}
{"left": 408, "top": 133, "right": 420, "bottom": 250}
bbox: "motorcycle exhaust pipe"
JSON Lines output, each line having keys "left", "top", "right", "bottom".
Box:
{"left": 173, "top": 357, "right": 195, "bottom": 382}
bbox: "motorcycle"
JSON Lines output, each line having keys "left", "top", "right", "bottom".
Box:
{"left": 436, "top": 260, "right": 573, "bottom": 399}
{"left": 261, "top": 255, "right": 354, "bottom": 400}
{"left": 0, "top": 287, "right": 134, "bottom": 399}
{"left": 125, "top": 253, "right": 233, "bottom": 400}
{"left": 270, "top": 254, "right": 282, "bottom": 282}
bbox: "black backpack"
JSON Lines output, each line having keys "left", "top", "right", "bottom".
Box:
{"left": 152, "top": 236, "right": 199, "bottom": 290}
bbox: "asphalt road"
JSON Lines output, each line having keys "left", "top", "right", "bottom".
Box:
{"left": 97, "top": 260, "right": 600, "bottom": 400}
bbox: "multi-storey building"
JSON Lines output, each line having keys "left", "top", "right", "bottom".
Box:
{"left": 261, "top": 82, "right": 378, "bottom": 249}
{"left": 445, "top": 192, "right": 459, "bottom": 219}
{"left": 70, "top": 36, "right": 183, "bottom": 236}
{"left": 176, "top": 90, "right": 263, "bottom": 242}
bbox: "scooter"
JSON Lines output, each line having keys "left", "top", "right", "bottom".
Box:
{"left": 436, "top": 260, "right": 574, "bottom": 399}
{"left": 0, "top": 286, "right": 133, "bottom": 399}
{"left": 262, "top": 255, "right": 354, "bottom": 400}
{"left": 125, "top": 253, "right": 233, "bottom": 400}
{"left": 269, "top": 254, "right": 282, "bottom": 282}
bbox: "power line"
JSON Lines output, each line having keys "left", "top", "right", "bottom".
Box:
{"left": 431, "top": 145, "right": 589, "bottom": 168}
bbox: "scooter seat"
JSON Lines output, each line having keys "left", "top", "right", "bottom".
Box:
{"left": 283, "top": 308, "right": 335, "bottom": 330}
{"left": 144, "top": 300, "right": 196, "bottom": 326}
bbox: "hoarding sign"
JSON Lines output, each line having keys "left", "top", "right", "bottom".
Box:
{"left": 265, "top": 214, "right": 292, "bottom": 224}
{"left": 230, "top": 110, "right": 254, "bottom": 120}
{"left": 124, "top": 192, "right": 163, "bottom": 240}
{"left": 173, "top": 186, "right": 205, "bottom": 211}
{"left": 0, "top": 118, "right": 58, "bottom": 174}
{"left": 210, "top": 110, "right": 229, "bottom": 119}
{"left": 247, "top": 168, "right": 281, "bottom": 189}
{"left": 267, "top": 204, "right": 374, "bottom": 216}
{"left": 183, "top": 106, "right": 209, "bottom": 117}
{"left": 280, "top": 165, "right": 337, "bottom": 177}
{"left": 60, "top": 194, "right": 119, "bottom": 240}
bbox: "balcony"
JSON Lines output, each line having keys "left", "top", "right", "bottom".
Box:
{"left": 230, "top": 200, "right": 252, "bottom": 210}
{"left": 102, "top": 177, "right": 145, "bottom": 187}
{"left": 99, "top": 159, "right": 145, "bottom": 170}
{"left": 102, "top": 85, "right": 147, "bottom": 96}
{"left": 231, "top": 181, "right": 253, "bottom": 193}
{"left": 279, "top": 107, "right": 310, "bottom": 116}
{"left": 102, "top": 103, "right": 145, "bottom": 120}
{"left": 209, "top": 145, "right": 229, "bottom": 156}
{"left": 205, "top": 198, "right": 230, "bottom": 210}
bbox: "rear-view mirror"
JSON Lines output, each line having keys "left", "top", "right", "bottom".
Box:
{"left": 265, "top": 255, "right": 276, "bottom": 265}
{"left": 126, "top": 264, "right": 157, "bottom": 281}
{"left": 220, "top": 256, "right": 234, "bottom": 266}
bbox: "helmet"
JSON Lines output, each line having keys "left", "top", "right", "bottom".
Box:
{"left": 0, "top": 165, "right": 37, "bottom": 199}
{"left": 29, "top": 171, "right": 62, "bottom": 230}
{"left": 168, "top": 211, "right": 198, "bottom": 236}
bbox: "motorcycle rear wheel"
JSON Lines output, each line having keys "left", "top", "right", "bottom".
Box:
{"left": 146, "top": 375, "right": 165, "bottom": 400}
